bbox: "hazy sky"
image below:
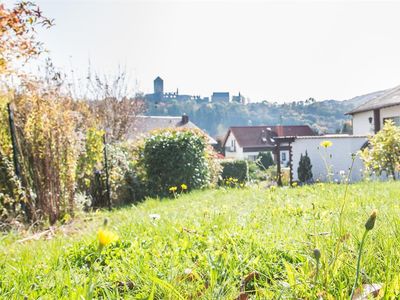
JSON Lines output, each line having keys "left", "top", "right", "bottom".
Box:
{"left": 10, "top": 0, "right": 400, "bottom": 102}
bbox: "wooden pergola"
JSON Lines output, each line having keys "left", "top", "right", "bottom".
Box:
{"left": 273, "top": 136, "right": 295, "bottom": 186}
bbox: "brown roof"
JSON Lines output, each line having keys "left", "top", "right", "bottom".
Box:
{"left": 223, "top": 125, "right": 315, "bottom": 148}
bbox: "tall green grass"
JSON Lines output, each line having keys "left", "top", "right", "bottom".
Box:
{"left": 1, "top": 181, "right": 400, "bottom": 299}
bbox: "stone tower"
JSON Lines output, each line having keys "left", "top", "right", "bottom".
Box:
{"left": 154, "top": 76, "right": 164, "bottom": 95}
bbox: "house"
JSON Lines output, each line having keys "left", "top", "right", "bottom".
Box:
{"left": 129, "top": 114, "right": 217, "bottom": 145}
{"left": 222, "top": 125, "right": 316, "bottom": 164}
{"left": 232, "top": 92, "right": 247, "bottom": 104}
{"left": 211, "top": 92, "right": 230, "bottom": 103}
{"left": 346, "top": 85, "right": 400, "bottom": 135}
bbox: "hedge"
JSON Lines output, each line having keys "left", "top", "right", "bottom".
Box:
{"left": 220, "top": 160, "right": 248, "bottom": 184}
{"left": 141, "top": 128, "right": 212, "bottom": 197}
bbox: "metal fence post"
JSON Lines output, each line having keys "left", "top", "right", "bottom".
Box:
{"left": 103, "top": 133, "right": 111, "bottom": 210}
{"left": 7, "top": 103, "right": 21, "bottom": 178}
{"left": 7, "top": 102, "right": 29, "bottom": 219}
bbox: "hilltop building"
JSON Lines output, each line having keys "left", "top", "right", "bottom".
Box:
{"left": 145, "top": 77, "right": 209, "bottom": 103}
{"left": 232, "top": 92, "right": 247, "bottom": 104}
{"left": 145, "top": 76, "right": 248, "bottom": 104}
{"left": 211, "top": 92, "right": 230, "bottom": 103}
{"left": 154, "top": 76, "right": 164, "bottom": 95}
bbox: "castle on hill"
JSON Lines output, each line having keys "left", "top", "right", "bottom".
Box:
{"left": 144, "top": 76, "right": 247, "bottom": 104}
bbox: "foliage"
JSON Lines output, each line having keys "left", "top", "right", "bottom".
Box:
{"left": 256, "top": 151, "right": 274, "bottom": 169}
{"left": 319, "top": 140, "right": 334, "bottom": 182}
{"left": 145, "top": 92, "right": 385, "bottom": 137}
{"left": 83, "top": 68, "right": 145, "bottom": 142}
{"left": 220, "top": 160, "right": 248, "bottom": 184}
{"left": 76, "top": 127, "right": 104, "bottom": 194}
{"left": 1, "top": 182, "right": 399, "bottom": 298}
{"left": 140, "top": 128, "right": 212, "bottom": 197}
{"left": 360, "top": 120, "right": 400, "bottom": 179}
{"left": 106, "top": 143, "right": 137, "bottom": 205}
{"left": 0, "top": 148, "right": 28, "bottom": 223}
{"left": 0, "top": 2, "right": 145, "bottom": 226}
{"left": 297, "top": 151, "right": 313, "bottom": 183}
{"left": 65, "top": 240, "right": 133, "bottom": 269}
{"left": 0, "top": 1, "right": 53, "bottom": 74}
{"left": 13, "top": 84, "right": 82, "bottom": 224}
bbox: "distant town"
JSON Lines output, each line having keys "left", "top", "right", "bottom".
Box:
{"left": 145, "top": 76, "right": 248, "bottom": 105}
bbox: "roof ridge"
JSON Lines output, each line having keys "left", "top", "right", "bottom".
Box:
{"left": 347, "top": 84, "right": 400, "bottom": 114}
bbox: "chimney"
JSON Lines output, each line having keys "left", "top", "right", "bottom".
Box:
{"left": 181, "top": 114, "right": 189, "bottom": 124}
{"left": 276, "top": 125, "right": 284, "bottom": 136}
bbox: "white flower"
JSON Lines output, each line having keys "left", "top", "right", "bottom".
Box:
{"left": 339, "top": 170, "right": 346, "bottom": 176}
{"left": 184, "top": 268, "right": 192, "bottom": 274}
{"left": 149, "top": 213, "right": 160, "bottom": 220}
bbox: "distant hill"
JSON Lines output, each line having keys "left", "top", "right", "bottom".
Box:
{"left": 144, "top": 89, "right": 387, "bottom": 138}
{"left": 342, "top": 89, "right": 386, "bottom": 107}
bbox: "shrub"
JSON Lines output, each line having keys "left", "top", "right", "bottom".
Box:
{"left": 140, "top": 128, "right": 212, "bottom": 197}
{"left": 0, "top": 148, "right": 28, "bottom": 223}
{"left": 107, "top": 143, "right": 138, "bottom": 205}
{"left": 360, "top": 120, "right": 400, "bottom": 179}
{"left": 297, "top": 151, "right": 313, "bottom": 183}
{"left": 257, "top": 151, "right": 274, "bottom": 169}
{"left": 247, "top": 161, "right": 267, "bottom": 182}
{"left": 11, "top": 88, "right": 82, "bottom": 225}
{"left": 220, "top": 160, "right": 248, "bottom": 184}
{"left": 76, "top": 127, "right": 104, "bottom": 196}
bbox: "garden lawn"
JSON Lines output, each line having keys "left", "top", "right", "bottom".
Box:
{"left": 1, "top": 181, "right": 400, "bottom": 299}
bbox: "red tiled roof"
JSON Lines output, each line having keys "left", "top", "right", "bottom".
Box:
{"left": 223, "top": 125, "right": 315, "bottom": 148}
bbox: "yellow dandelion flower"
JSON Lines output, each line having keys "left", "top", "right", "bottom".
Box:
{"left": 320, "top": 140, "right": 333, "bottom": 148}
{"left": 169, "top": 186, "right": 177, "bottom": 192}
{"left": 98, "top": 229, "right": 119, "bottom": 247}
{"left": 181, "top": 183, "right": 188, "bottom": 190}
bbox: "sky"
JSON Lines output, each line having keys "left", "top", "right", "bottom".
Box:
{"left": 8, "top": 0, "right": 400, "bottom": 102}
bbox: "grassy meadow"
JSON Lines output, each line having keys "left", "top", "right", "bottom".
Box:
{"left": 1, "top": 181, "right": 400, "bottom": 299}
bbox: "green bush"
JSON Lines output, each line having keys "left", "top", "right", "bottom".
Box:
{"left": 220, "top": 160, "right": 248, "bottom": 184}
{"left": 141, "top": 128, "right": 212, "bottom": 197}
{"left": 247, "top": 160, "right": 268, "bottom": 182}
{"left": 297, "top": 151, "right": 313, "bottom": 183}
{"left": 257, "top": 151, "right": 275, "bottom": 169}
{"left": 360, "top": 120, "right": 400, "bottom": 179}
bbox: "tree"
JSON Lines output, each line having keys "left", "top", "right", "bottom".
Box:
{"left": 83, "top": 67, "right": 145, "bottom": 142}
{"left": 257, "top": 151, "right": 274, "bottom": 169}
{"left": 341, "top": 121, "right": 352, "bottom": 134}
{"left": 360, "top": 120, "right": 400, "bottom": 179}
{"left": 0, "top": 2, "right": 53, "bottom": 74}
{"left": 297, "top": 151, "right": 313, "bottom": 183}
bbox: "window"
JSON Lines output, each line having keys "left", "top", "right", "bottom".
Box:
{"left": 230, "top": 139, "right": 236, "bottom": 152}
{"left": 383, "top": 116, "right": 400, "bottom": 126}
{"left": 247, "top": 155, "right": 258, "bottom": 161}
{"left": 281, "top": 152, "right": 287, "bottom": 161}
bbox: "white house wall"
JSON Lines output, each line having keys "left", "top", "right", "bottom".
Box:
{"left": 224, "top": 132, "right": 243, "bottom": 159}
{"left": 352, "top": 111, "right": 374, "bottom": 135}
{"left": 380, "top": 105, "right": 400, "bottom": 128}
{"left": 291, "top": 136, "right": 367, "bottom": 182}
